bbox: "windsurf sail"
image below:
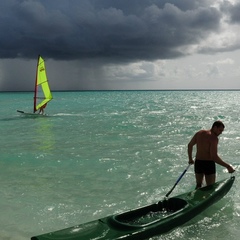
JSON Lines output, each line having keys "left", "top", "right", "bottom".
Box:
{"left": 33, "top": 55, "right": 53, "bottom": 113}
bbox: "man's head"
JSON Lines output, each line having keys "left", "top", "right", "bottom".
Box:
{"left": 211, "top": 120, "right": 225, "bottom": 136}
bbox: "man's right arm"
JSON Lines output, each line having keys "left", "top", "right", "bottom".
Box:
{"left": 188, "top": 133, "right": 197, "bottom": 164}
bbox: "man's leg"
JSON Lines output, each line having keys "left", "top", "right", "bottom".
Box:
{"left": 205, "top": 174, "right": 216, "bottom": 186}
{"left": 195, "top": 173, "right": 204, "bottom": 189}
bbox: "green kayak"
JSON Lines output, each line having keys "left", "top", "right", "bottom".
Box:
{"left": 31, "top": 176, "right": 235, "bottom": 240}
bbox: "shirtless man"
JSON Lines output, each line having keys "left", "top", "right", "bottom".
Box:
{"left": 188, "top": 121, "right": 235, "bottom": 188}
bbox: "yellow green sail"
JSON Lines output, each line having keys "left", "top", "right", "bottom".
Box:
{"left": 34, "top": 55, "right": 53, "bottom": 113}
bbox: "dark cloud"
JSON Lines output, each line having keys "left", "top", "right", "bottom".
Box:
{"left": 0, "top": 0, "right": 230, "bottom": 63}
{"left": 1, "top": 0, "right": 240, "bottom": 92}
{"left": 221, "top": 1, "right": 240, "bottom": 24}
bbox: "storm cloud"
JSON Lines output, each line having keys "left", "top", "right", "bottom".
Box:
{"left": 1, "top": 0, "right": 240, "bottom": 91}
{"left": 0, "top": 0, "right": 230, "bottom": 61}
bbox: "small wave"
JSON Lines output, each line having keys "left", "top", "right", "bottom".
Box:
{"left": 52, "top": 113, "right": 82, "bottom": 116}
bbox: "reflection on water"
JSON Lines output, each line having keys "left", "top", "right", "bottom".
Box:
{"left": 34, "top": 117, "right": 55, "bottom": 152}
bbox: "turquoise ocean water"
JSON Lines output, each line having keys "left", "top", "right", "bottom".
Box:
{"left": 0, "top": 91, "right": 239, "bottom": 240}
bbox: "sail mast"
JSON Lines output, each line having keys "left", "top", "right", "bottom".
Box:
{"left": 33, "top": 55, "right": 40, "bottom": 113}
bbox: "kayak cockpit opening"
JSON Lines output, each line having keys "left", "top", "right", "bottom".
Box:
{"left": 158, "top": 197, "right": 188, "bottom": 212}
{"left": 108, "top": 198, "right": 188, "bottom": 229}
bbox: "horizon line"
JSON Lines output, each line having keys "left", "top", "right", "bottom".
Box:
{"left": 1, "top": 88, "right": 240, "bottom": 93}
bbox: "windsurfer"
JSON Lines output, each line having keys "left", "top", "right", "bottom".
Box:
{"left": 38, "top": 103, "right": 47, "bottom": 114}
{"left": 188, "top": 120, "right": 235, "bottom": 188}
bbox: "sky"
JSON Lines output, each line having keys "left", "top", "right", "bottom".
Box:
{"left": 1, "top": 0, "right": 240, "bottom": 91}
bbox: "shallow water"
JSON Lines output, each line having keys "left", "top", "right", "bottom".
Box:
{"left": 0, "top": 91, "right": 239, "bottom": 239}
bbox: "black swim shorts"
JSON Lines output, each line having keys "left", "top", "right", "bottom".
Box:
{"left": 194, "top": 159, "right": 216, "bottom": 175}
